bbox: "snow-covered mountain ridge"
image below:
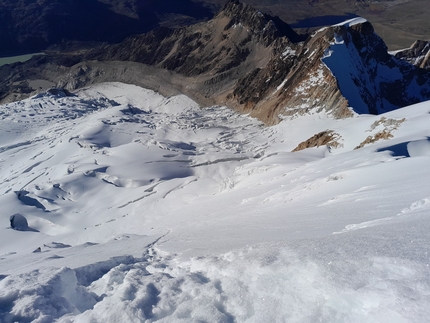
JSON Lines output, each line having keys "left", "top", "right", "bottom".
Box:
{"left": 1, "top": 0, "right": 430, "bottom": 124}
{"left": 232, "top": 16, "right": 430, "bottom": 121}
{"left": 1, "top": 82, "right": 430, "bottom": 322}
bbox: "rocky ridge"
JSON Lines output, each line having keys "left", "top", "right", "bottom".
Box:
{"left": 1, "top": 0, "right": 430, "bottom": 124}
{"left": 394, "top": 40, "right": 430, "bottom": 70}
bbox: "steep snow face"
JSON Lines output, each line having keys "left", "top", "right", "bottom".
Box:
{"left": 1, "top": 83, "right": 430, "bottom": 322}
{"left": 322, "top": 32, "right": 368, "bottom": 114}
{"left": 322, "top": 22, "right": 430, "bottom": 114}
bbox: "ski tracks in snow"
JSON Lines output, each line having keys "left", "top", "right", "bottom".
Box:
{"left": 334, "top": 196, "right": 430, "bottom": 234}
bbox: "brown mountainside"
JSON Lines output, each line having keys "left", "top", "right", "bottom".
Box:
{"left": 1, "top": 0, "right": 430, "bottom": 124}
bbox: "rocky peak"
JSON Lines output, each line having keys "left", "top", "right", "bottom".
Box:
{"left": 231, "top": 17, "right": 430, "bottom": 123}
{"left": 219, "top": 0, "right": 304, "bottom": 45}
{"left": 81, "top": 0, "right": 303, "bottom": 82}
{"left": 394, "top": 40, "right": 430, "bottom": 70}
{"left": 318, "top": 19, "right": 430, "bottom": 115}
{"left": 220, "top": 0, "right": 271, "bottom": 31}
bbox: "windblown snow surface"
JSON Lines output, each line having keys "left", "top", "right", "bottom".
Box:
{"left": 1, "top": 83, "right": 430, "bottom": 322}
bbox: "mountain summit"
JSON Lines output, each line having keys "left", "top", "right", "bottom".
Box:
{"left": 233, "top": 17, "right": 430, "bottom": 121}
{"left": 1, "top": 0, "right": 430, "bottom": 123}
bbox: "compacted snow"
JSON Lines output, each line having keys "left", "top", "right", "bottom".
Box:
{"left": 1, "top": 83, "right": 430, "bottom": 322}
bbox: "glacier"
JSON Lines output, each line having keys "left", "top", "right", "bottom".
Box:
{"left": 0, "top": 83, "right": 430, "bottom": 322}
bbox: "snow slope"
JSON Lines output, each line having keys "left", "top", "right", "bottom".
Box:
{"left": 1, "top": 83, "right": 430, "bottom": 322}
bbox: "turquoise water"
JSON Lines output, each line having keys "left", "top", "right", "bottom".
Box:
{"left": 0, "top": 52, "right": 45, "bottom": 67}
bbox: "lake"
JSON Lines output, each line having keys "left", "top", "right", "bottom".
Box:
{"left": 0, "top": 52, "right": 45, "bottom": 67}
{"left": 290, "top": 14, "right": 359, "bottom": 29}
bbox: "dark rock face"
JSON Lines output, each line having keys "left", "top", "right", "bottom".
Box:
{"left": 0, "top": 0, "right": 214, "bottom": 56}
{"left": 84, "top": 0, "right": 304, "bottom": 76}
{"left": 394, "top": 40, "right": 430, "bottom": 70}
{"left": 220, "top": 0, "right": 305, "bottom": 44}
{"left": 1, "top": 1, "right": 430, "bottom": 125}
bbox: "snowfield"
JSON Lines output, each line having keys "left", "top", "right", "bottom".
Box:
{"left": 1, "top": 82, "right": 430, "bottom": 322}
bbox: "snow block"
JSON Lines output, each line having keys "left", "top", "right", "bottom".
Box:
{"left": 407, "top": 139, "right": 430, "bottom": 157}
{"left": 10, "top": 213, "right": 29, "bottom": 231}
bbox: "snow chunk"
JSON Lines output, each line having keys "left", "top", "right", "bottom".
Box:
{"left": 232, "top": 22, "right": 244, "bottom": 29}
{"left": 407, "top": 139, "right": 430, "bottom": 157}
{"left": 333, "top": 33, "right": 344, "bottom": 44}
{"left": 334, "top": 17, "right": 367, "bottom": 28}
{"left": 9, "top": 214, "right": 29, "bottom": 231}
{"left": 0, "top": 267, "right": 97, "bottom": 322}
{"left": 282, "top": 46, "right": 296, "bottom": 58}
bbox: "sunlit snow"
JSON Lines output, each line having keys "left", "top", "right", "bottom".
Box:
{"left": 1, "top": 83, "right": 430, "bottom": 322}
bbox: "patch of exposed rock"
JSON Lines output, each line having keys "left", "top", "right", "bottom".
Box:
{"left": 292, "top": 130, "right": 342, "bottom": 152}
{"left": 354, "top": 131, "right": 394, "bottom": 150}
{"left": 354, "top": 116, "right": 405, "bottom": 149}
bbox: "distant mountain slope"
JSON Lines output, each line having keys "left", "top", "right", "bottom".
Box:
{"left": 81, "top": 2, "right": 430, "bottom": 122}
{"left": 1, "top": 0, "right": 430, "bottom": 124}
{"left": 1, "top": 0, "right": 428, "bottom": 57}
{"left": 0, "top": 0, "right": 214, "bottom": 56}
{"left": 84, "top": 0, "right": 305, "bottom": 73}
{"left": 202, "top": 0, "right": 430, "bottom": 50}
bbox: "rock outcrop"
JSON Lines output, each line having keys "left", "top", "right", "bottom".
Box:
{"left": 394, "top": 40, "right": 430, "bottom": 70}
{"left": 292, "top": 130, "right": 342, "bottom": 152}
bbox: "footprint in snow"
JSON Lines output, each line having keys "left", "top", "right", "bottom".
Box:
{"left": 43, "top": 242, "right": 72, "bottom": 249}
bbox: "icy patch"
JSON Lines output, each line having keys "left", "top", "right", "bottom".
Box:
{"left": 323, "top": 48, "right": 334, "bottom": 59}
